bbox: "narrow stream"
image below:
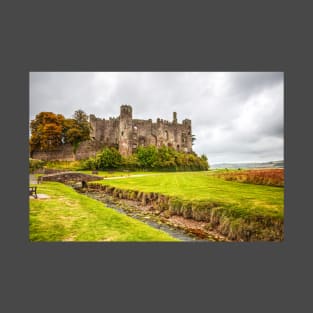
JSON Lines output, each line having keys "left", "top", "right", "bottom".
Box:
{"left": 75, "top": 187, "right": 207, "bottom": 242}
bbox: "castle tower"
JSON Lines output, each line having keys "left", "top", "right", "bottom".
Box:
{"left": 173, "top": 112, "right": 177, "bottom": 123}
{"left": 89, "top": 114, "right": 97, "bottom": 140}
{"left": 182, "top": 118, "right": 192, "bottom": 152}
{"left": 119, "top": 105, "right": 133, "bottom": 156}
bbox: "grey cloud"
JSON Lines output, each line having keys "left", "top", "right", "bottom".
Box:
{"left": 29, "top": 72, "right": 284, "bottom": 164}
{"left": 226, "top": 72, "right": 283, "bottom": 101}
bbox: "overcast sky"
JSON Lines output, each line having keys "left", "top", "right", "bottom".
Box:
{"left": 29, "top": 72, "right": 284, "bottom": 164}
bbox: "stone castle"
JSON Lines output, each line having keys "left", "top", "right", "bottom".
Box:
{"left": 31, "top": 105, "right": 193, "bottom": 161}
{"left": 90, "top": 105, "right": 193, "bottom": 157}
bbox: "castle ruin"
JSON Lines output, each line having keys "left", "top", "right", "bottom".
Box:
{"left": 31, "top": 105, "right": 193, "bottom": 161}
{"left": 90, "top": 105, "right": 193, "bottom": 157}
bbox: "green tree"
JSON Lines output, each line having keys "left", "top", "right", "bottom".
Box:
{"left": 155, "top": 145, "right": 177, "bottom": 169}
{"left": 95, "top": 147, "right": 122, "bottom": 169}
{"left": 200, "top": 154, "right": 209, "bottom": 170}
{"left": 191, "top": 134, "right": 196, "bottom": 146}
{"left": 136, "top": 145, "right": 158, "bottom": 168}
{"left": 73, "top": 110, "right": 91, "bottom": 138}
{"left": 63, "top": 110, "right": 91, "bottom": 152}
{"left": 123, "top": 154, "right": 140, "bottom": 170}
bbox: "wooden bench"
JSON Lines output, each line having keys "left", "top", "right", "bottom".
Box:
{"left": 29, "top": 186, "right": 37, "bottom": 199}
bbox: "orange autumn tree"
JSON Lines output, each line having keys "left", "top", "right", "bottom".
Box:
{"left": 29, "top": 110, "right": 91, "bottom": 155}
{"left": 30, "top": 112, "right": 65, "bottom": 153}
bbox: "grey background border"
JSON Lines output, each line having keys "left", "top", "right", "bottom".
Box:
{"left": 1, "top": 0, "right": 312, "bottom": 312}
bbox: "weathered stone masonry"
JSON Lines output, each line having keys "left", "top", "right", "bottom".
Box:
{"left": 90, "top": 105, "right": 193, "bottom": 157}
{"left": 31, "top": 105, "right": 193, "bottom": 161}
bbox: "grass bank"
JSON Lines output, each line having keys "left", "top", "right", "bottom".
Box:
{"left": 29, "top": 182, "right": 178, "bottom": 242}
{"left": 89, "top": 172, "right": 284, "bottom": 241}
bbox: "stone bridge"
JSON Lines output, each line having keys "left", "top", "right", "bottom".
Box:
{"left": 40, "top": 172, "right": 103, "bottom": 185}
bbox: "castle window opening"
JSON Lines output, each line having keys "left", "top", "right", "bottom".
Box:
{"left": 121, "top": 131, "right": 124, "bottom": 136}
{"left": 177, "top": 144, "right": 180, "bottom": 150}
{"left": 165, "top": 130, "right": 169, "bottom": 140}
{"left": 139, "top": 137, "right": 146, "bottom": 147}
{"left": 150, "top": 135, "right": 157, "bottom": 146}
{"left": 182, "top": 133, "right": 187, "bottom": 143}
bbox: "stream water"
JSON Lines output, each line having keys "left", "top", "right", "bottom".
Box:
{"left": 75, "top": 187, "right": 207, "bottom": 242}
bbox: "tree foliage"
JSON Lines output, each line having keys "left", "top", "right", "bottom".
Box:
{"left": 81, "top": 145, "right": 209, "bottom": 171}
{"left": 63, "top": 110, "right": 91, "bottom": 151}
{"left": 30, "top": 112, "right": 65, "bottom": 152}
{"left": 30, "top": 110, "right": 91, "bottom": 154}
{"left": 192, "top": 134, "right": 196, "bottom": 146}
{"left": 136, "top": 145, "right": 158, "bottom": 168}
{"left": 95, "top": 147, "right": 122, "bottom": 169}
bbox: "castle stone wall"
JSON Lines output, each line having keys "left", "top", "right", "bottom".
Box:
{"left": 90, "top": 105, "right": 193, "bottom": 156}
{"left": 31, "top": 105, "right": 193, "bottom": 160}
{"left": 31, "top": 140, "right": 105, "bottom": 161}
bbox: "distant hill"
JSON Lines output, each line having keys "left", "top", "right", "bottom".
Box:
{"left": 210, "top": 160, "right": 284, "bottom": 169}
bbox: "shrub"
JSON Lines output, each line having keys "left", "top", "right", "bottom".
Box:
{"left": 134, "top": 145, "right": 209, "bottom": 171}
{"left": 80, "top": 145, "right": 210, "bottom": 172}
{"left": 136, "top": 145, "right": 158, "bottom": 168}
{"left": 80, "top": 157, "right": 97, "bottom": 170}
{"left": 215, "top": 169, "right": 284, "bottom": 187}
{"left": 29, "top": 158, "right": 45, "bottom": 172}
{"left": 96, "top": 147, "right": 122, "bottom": 170}
{"left": 123, "top": 154, "right": 140, "bottom": 170}
{"left": 44, "top": 160, "right": 82, "bottom": 170}
{"left": 80, "top": 148, "right": 122, "bottom": 170}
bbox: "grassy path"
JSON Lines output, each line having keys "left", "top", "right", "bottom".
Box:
{"left": 29, "top": 182, "right": 178, "bottom": 242}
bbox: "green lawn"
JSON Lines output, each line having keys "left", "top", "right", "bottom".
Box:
{"left": 29, "top": 182, "right": 178, "bottom": 242}
{"left": 30, "top": 171, "right": 284, "bottom": 241}
{"left": 92, "top": 171, "right": 284, "bottom": 220}
{"left": 77, "top": 170, "right": 157, "bottom": 177}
